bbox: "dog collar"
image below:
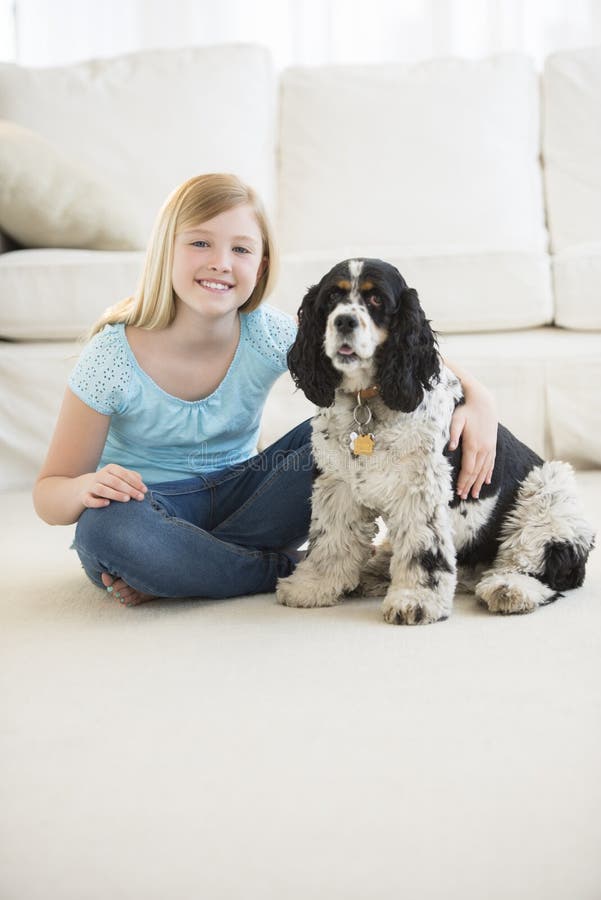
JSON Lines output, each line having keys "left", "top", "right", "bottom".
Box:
{"left": 357, "top": 385, "right": 380, "bottom": 402}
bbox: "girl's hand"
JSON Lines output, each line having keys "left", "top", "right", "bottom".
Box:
{"left": 80, "top": 464, "right": 148, "bottom": 509}
{"left": 449, "top": 388, "right": 498, "bottom": 500}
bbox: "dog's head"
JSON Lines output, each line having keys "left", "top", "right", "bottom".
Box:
{"left": 287, "top": 258, "right": 440, "bottom": 411}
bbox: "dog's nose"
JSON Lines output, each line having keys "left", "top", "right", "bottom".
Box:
{"left": 334, "top": 313, "right": 358, "bottom": 333}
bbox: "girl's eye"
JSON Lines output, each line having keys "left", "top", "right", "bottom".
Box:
{"left": 367, "top": 294, "right": 382, "bottom": 307}
{"left": 189, "top": 241, "right": 252, "bottom": 253}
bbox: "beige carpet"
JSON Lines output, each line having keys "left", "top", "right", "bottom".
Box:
{"left": 2, "top": 473, "right": 601, "bottom": 900}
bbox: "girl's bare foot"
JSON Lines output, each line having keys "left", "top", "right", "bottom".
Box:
{"left": 101, "top": 572, "right": 156, "bottom": 607}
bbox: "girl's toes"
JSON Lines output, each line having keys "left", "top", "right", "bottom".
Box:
{"left": 102, "top": 575, "right": 129, "bottom": 603}
{"left": 112, "top": 581, "right": 133, "bottom": 604}
{"left": 99, "top": 572, "right": 155, "bottom": 607}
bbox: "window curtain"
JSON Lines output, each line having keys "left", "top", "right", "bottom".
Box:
{"left": 5, "top": 0, "right": 601, "bottom": 68}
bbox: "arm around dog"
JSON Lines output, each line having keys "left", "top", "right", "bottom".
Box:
{"left": 443, "top": 358, "right": 498, "bottom": 500}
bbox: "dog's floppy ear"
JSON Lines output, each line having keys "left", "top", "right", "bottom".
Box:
{"left": 376, "top": 287, "right": 440, "bottom": 412}
{"left": 287, "top": 282, "right": 341, "bottom": 407}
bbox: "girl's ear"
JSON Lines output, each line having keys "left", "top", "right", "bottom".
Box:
{"left": 376, "top": 287, "right": 440, "bottom": 412}
{"left": 287, "top": 283, "right": 341, "bottom": 407}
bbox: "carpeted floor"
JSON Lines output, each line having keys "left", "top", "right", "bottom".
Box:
{"left": 2, "top": 474, "right": 601, "bottom": 900}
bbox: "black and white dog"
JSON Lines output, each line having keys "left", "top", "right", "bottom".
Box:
{"left": 276, "top": 259, "right": 595, "bottom": 625}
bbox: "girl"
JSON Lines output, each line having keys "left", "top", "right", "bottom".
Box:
{"left": 33, "top": 173, "right": 497, "bottom": 608}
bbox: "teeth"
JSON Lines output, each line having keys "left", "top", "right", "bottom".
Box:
{"left": 198, "top": 280, "right": 231, "bottom": 291}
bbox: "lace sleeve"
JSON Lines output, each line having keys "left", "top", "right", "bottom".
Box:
{"left": 68, "top": 325, "right": 134, "bottom": 415}
{"left": 244, "top": 305, "right": 298, "bottom": 372}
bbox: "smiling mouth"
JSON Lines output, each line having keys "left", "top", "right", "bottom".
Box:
{"left": 195, "top": 280, "right": 234, "bottom": 292}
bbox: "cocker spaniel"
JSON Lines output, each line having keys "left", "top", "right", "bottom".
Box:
{"left": 276, "top": 258, "right": 595, "bottom": 625}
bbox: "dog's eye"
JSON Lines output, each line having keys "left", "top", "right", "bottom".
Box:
{"left": 367, "top": 295, "right": 382, "bottom": 308}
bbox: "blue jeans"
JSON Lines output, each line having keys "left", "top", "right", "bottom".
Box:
{"left": 72, "top": 419, "right": 314, "bottom": 599}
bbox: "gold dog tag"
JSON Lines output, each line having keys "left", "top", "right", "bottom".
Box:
{"left": 352, "top": 433, "right": 375, "bottom": 456}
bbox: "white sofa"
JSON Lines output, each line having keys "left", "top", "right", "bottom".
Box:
{"left": 1, "top": 44, "right": 600, "bottom": 489}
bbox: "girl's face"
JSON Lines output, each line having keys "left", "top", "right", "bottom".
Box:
{"left": 172, "top": 204, "right": 266, "bottom": 321}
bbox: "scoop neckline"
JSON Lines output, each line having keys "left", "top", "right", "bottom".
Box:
{"left": 116, "top": 318, "right": 246, "bottom": 406}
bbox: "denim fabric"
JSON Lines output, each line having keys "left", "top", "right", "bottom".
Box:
{"left": 72, "top": 419, "right": 314, "bottom": 599}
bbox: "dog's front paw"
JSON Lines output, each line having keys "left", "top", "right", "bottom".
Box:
{"left": 381, "top": 587, "right": 452, "bottom": 625}
{"left": 276, "top": 572, "right": 341, "bottom": 609}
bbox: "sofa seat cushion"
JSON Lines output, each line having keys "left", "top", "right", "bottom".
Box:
{"left": 0, "top": 45, "right": 276, "bottom": 243}
{"left": 1, "top": 243, "right": 555, "bottom": 341}
{"left": 278, "top": 55, "right": 552, "bottom": 332}
{"left": 2, "top": 328, "right": 600, "bottom": 491}
{"left": 552, "top": 244, "right": 601, "bottom": 330}
{"left": 273, "top": 250, "right": 552, "bottom": 333}
{"left": 0, "top": 248, "right": 144, "bottom": 340}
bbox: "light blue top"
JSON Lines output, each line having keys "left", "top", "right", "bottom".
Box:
{"left": 68, "top": 305, "right": 298, "bottom": 483}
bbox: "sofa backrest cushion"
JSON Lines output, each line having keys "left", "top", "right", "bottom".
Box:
{"left": 0, "top": 45, "right": 276, "bottom": 249}
{"left": 543, "top": 47, "right": 601, "bottom": 330}
{"left": 276, "top": 55, "right": 552, "bottom": 333}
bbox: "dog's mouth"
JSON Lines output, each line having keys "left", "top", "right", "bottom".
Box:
{"left": 336, "top": 343, "right": 359, "bottom": 363}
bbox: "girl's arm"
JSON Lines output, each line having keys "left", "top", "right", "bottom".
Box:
{"left": 33, "top": 387, "right": 147, "bottom": 526}
{"left": 444, "top": 359, "right": 498, "bottom": 501}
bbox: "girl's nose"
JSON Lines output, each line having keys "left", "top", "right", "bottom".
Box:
{"left": 208, "top": 249, "right": 232, "bottom": 272}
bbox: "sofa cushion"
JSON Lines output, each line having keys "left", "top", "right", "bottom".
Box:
{"left": 552, "top": 245, "right": 601, "bottom": 330}
{"left": 0, "top": 340, "right": 76, "bottom": 490}
{"left": 278, "top": 55, "right": 552, "bottom": 332}
{"left": 543, "top": 48, "right": 601, "bottom": 329}
{"left": 543, "top": 48, "right": 601, "bottom": 252}
{"left": 0, "top": 249, "right": 144, "bottom": 340}
{"left": 438, "top": 329, "right": 601, "bottom": 468}
{"left": 1, "top": 243, "right": 552, "bottom": 341}
{"left": 271, "top": 250, "right": 552, "bottom": 333}
{"left": 0, "top": 45, "right": 276, "bottom": 244}
{"left": 0, "top": 121, "right": 143, "bottom": 251}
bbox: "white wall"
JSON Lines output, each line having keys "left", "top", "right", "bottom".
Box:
{"left": 3, "top": 0, "right": 601, "bottom": 68}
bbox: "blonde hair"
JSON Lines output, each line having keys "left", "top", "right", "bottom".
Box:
{"left": 88, "top": 173, "right": 277, "bottom": 339}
